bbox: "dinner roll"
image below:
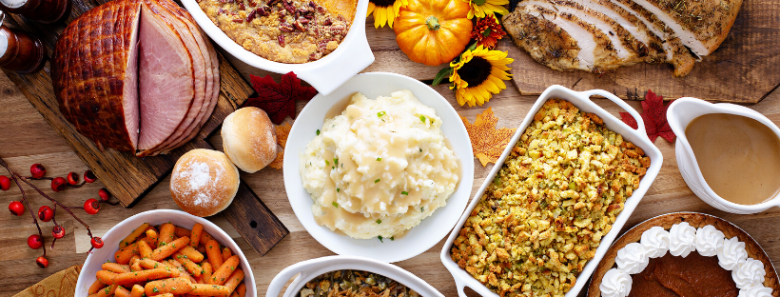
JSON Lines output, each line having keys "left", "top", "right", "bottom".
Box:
{"left": 221, "top": 107, "right": 277, "bottom": 173}
{"left": 170, "top": 149, "right": 240, "bottom": 217}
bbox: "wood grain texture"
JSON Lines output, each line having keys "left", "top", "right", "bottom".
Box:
{"left": 505, "top": 0, "right": 780, "bottom": 103}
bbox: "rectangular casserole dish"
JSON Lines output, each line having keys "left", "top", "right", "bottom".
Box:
{"left": 439, "top": 85, "right": 663, "bottom": 297}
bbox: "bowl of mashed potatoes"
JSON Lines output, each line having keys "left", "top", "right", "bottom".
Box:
{"left": 283, "top": 72, "right": 474, "bottom": 263}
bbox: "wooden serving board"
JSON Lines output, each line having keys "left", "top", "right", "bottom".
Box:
{"left": 1, "top": 0, "right": 288, "bottom": 256}
{"left": 503, "top": 0, "right": 780, "bottom": 103}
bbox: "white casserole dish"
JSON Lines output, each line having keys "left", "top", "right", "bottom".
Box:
{"left": 439, "top": 85, "right": 664, "bottom": 297}
{"left": 266, "top": 256, "right": 445, "bottom": 297}
{"left": 180, "top": 0, "right": 374, "bottom": 95}
{"left": 74, "top": 210, "right": 257, "bottom": 297}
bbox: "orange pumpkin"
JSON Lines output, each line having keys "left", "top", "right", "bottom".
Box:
{"left": 393, "top": 0, "right": 473, "bottom": 66}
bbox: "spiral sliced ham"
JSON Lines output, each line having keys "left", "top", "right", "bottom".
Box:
{"left": 53, "top": 0, "right": 219, "bottom": 156}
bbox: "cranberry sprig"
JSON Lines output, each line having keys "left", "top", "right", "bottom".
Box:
{"left": 0, "top": 157, "right": 112, "bottom": 267}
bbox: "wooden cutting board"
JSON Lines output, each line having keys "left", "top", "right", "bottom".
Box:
{"left": 502, "top": 0, "right": 780, "bottom": 103}
{"left": 1, "top": 0, "right": 288, "bottom": 256}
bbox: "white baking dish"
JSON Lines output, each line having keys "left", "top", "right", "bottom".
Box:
{"left": 180, "top": 0, "right": 374, "bottom": 95}
{"left": 267, "top": 256, "right": 445, "bottom": 297}
{"left": 439, "top": 85, "right": 664, "bottom": 297}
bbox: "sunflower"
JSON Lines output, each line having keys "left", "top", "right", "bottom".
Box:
{"left": 462, "top": 0, "right": 509, "bottom": 19}
{"left": 368, "top": 0, "right": 408, "bottom": 28}
{"left": 471, "top": 14, "right": 506, "bottom": 49}
{"left": 449, "top": 46, "right": 513, "bottom": 107}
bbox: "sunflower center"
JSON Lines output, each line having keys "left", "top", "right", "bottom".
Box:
{"left": 459, "top": 56, "right": 492, "bottom": 86}
{"left": 370, "top": 0, "right": 395, "bottom": 7}
{"left": 473, "top": 0, "right": 487, "bottom": 5}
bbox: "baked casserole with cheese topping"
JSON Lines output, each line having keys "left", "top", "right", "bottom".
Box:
{"left": 449, "top": 99, "right": 650, "bottom": 297}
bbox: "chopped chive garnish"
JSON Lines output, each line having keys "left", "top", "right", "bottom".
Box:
{"left": 376, "top": 157, "right": 382, "bottom": 161}
{"left": 401, "top": 191, "right": 408, "bottom": 195}
{"left": 419, "top": 148, "right": 423, "bottom": 152}
{"left": 390, "top": 236, "right": 395, "bottom": 241}
{"left": 334, "top": 158, "right": 338, "bottom": 165}
{"left": 326, "top": 160, "right": 330, "bottom": 166}
{"left": 378, "top": 111, "right": 386, "bottom": 117}
{"left": 375, "top": 179, "right": 380, "bottom": 183}
{"left": 376, "top": 219, "right": 382, "bottom": 224}
{"left": 332, "top": 202, "right": 339, "bottom": 207}
{"left": 421, "top": 207, "right": 424, "bottom": 212}
{"left": 378, "top": 236, "right": 384, "bottom": 243}
{"left": 316, "top": 129, "right": 320, "bottom": 135}
{"left": 336, "top": 188, "right": 340, "bottom": 192}
{"left": 420, "top": 115, "right": 426, "bottom": 123}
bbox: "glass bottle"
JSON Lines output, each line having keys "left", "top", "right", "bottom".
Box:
{"left": 0, "top": 0, "right": 69, "bottom": 24}
{"left": 0, "top": 15, "right": 44, "bottom": 73}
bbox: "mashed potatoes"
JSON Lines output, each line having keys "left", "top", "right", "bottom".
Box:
{"left": 299, "top": 90, "right": 460, "bottom": 239}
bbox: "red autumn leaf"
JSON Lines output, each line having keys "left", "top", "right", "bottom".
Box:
{"left": 243, "top": 72, "right": 318, "bottom": 124}
{"left": 619, "top": 90, "right": 676, "bottom": 143}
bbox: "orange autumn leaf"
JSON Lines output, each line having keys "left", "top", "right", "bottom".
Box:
{"left": 269, "top": 122, "right": 292, "bottom": 169}
{"left": 461, "top": 107, "right": 515, "bottom": 167}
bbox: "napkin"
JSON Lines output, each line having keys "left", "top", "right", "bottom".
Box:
{"left": 13, "top": 265, "right": 81, "bottom": 297}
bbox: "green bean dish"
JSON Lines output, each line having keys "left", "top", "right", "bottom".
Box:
{"left": 299, "top": 270, "right": 421, "bottom": 297}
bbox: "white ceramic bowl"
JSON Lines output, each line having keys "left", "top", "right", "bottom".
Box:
{"left": 440, "top": 85, "right": 664, "bottom": 297}
{"left": 266, "top": 256, "right": 445, "bottom": 297}
{"left": 180, "top": 0, "right": 374, "bottom": 95}
{"left": 74, "top": 210, "right": 257, "bottom": 297}
{"left": 283, "top": 72, "right": 475, "bottom": 263}
{"left": 668, "top": 98, "right": 780, "bottom": 214}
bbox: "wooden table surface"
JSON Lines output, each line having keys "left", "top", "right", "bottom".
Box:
{"left": 2, "top": 18, "right": 780, "bottom": 297}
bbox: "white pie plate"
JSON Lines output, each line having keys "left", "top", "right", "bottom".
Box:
{"left": 181, "top": 0, "right": 374, "bottom": 95}
{"left": 440, "top": 85, "right": 664, "bottom": 297}
{"left": 283, "top": 72, "right": 475, "bottom": 263}
{"left": 73, "top": 210, "right": 256, "bottom": 297}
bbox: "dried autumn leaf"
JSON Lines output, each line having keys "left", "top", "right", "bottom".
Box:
{"left": 268, "top": 122, "right": 292, "bottom": 170}
{"left": 268, "top": 151, "right": 284, "bottom": 170}
{"left": 461, "top": 107, "right": 515, "bottom": 167}
{"left": 619, "top": 90, "right": 675, "bottom": 142}
{"left": 243, "top": 72, "right": 317, "bottom": 124}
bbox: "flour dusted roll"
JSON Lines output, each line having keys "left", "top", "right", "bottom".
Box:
{"left": 170, "top": 149, "right": 239, "bottom": 217}
{"left": 221, "top": 107, "right": 277, "bottom": 173}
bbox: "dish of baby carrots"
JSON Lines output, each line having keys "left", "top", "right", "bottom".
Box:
{"left": 87, "top": 222, "right": 247, "bottom": 297}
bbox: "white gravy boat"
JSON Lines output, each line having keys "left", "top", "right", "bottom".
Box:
{"left": 667, "top": 98, "right": 780, "bottom": 214}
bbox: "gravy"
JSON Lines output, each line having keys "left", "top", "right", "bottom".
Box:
{"left": 685, "top": 113, "right": 780, "bottom": 205}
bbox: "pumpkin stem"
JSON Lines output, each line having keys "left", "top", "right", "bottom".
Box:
{"left": 425, "top": 16, "right": 441, "bottom": 31}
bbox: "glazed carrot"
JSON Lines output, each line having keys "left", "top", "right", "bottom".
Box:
{"left": 96, "top": 270, "right": 117, "bottom": 285}
{"left": 114, "top": 242, "right": 138, "bottom": 264}
{"left": 88, "top": 280, "right": 106, "bottom": 294}
{"left": 102, "top": 263, "right": 130, "bottom": 273}
{"left": 178, "top": 246, "right": 204, "bottom": 263}
{"left": 114, "top": 268, "right": 176, "bottom": 286}
{"left": 158, "top": 223, "right": 176, "bottom": 245}
{"left": 128, "top": 255, "right": 141, "bottom": 267}
{"left": 138, "top": 240, "right": 153, "bottom": 259}
{"left": 168, "top": 259, "right": 197, "bottom": 283}
{"left": 223, "top": 269, "right": 244, "bottom": 292}
{"left": 175, "top": 252, "right": 203, "bottom": 277}
{"left": 145, "top": 229, "right": 159, "bottom": 246}
{"left": 236, "top": 283, "right": 246, "bottom": 297}
{"left": 199, "top": 231, "right": 215, "bottom": 246}
{"left": 190, "top": 284, "right": 231, "bottom": 296}
{"left": 152, "top": 236, "right": 189, "bottom": 261}
{"left": 130, "top": 258, "right": 142, "bottom": 272}
{"left": 210, "top": 256, "right": 239, "bottom": 285}
{"left": 115, "top": 285, "right": 132, "bottom": 297}
{"left": 201, "top": 262, "right": 213, "bottom": 285}
{"left": 205, "top": 240, "right": 223, "bottom": 271}
{"left": 230, "top": 291, "right": 239, "bottom": 297}
{"left": 138, "top": 259, "right": 179, "bottom": 277}
{"left": 221, "top": 247, "right": 232, "bottom": 260}
{"left": 175, "top": 226, "right": 191, "bottom": 238}
{"left": 197, "top": 245, "right": 206, "bottom": 253}
{"left": 130, "top": 285, "right": 145, "bottom": 297}
{"left": 120, "top": 223, "right": 149, "bottom": 248}
{"left": 89, "top": 284, "right": 117, "bottom": 297}
{"left": 190, "top": 224, "right": 203, "bottom": 248}
{"left": 155, "top": 294, "right": 174, "bottom": 297}
{"left": 144, "top": 277, "right": 193, "bottom": 295}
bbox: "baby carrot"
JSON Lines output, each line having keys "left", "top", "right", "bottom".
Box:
{"left": 138, "top": 259, "right": 179, "bottom": 277}
{"left": 101, "top": 263, "right": 130, "bottom": 274}
{"left": 138, "top": 240, "right": 153, "bottom": 259}
{"left": 96, "top": 270, "right": 117, "bottom": 285}
{"left": 88, "top": 280, "right": 106, "bottom": 294}
{"left": 201, "top": 262, "right": 213, "bottom": 285}
{"left": 190, "top": 224, "right": 203, "bottom": 248}
{"left": 178, "top": 246, "right": 204, "bottom": 263}
{"left": 130, "top": 285, "right": 145, "bottom": 297}
{"left": 114, "top": 268, "right": 176, "bottom": 286}
{"left": 236, "top": 283, "right": 246, "bottom": 297}
{"left": 114, "top": 243, "right": 138, "bottom": 264}
{"left": 154, "top": 294, "right": 174, "bottom": 297}
{"left": 120, "top": 223, "right": 149, "bottom": 248}
{"left": 158, "top": 223, "right": 176, "bottom": 245}
{"left": 223, "top": 269, "right": 244, "bottom": 292}
{"left": 152, "top": 236, "right": 189, "bottom": 261}
{"left": 144, "top": 277, "right": 193, "bottom": 296}
{"left": 130, "top": 258, "right": 142, "bottom": 272}
{"left": 168, "top": 259, "right": 197, "bottom": 283}
{"left": 210, "top": 256, "right": 239, "bottom": 285}
{"left": 89, "top": 284, "right": 117, "bottom": 297}
{"left": 221, "top": 247, "right": 232, "bottom": 260}
{"left": 145, "top": 229, "right": 159, "bottom": 247}
{"left": 175, "top": 226, "right": 192, "bottom": 238}
{"left": 175, "top": 252, "right": 203, "bottom": 277}
{"left": 197, "top": 245, "right": 206, "bottom": 253}
{"left": 205, "top": 240, "right": 223, "bottom": 272}
{"left": 190, "top": 284, "right": 231, "bottom": 296}
{"left": 199, "top": 231, "right": 215, "bottom": 246}
{"left": 115, "top": 285, "right": 132, "bottom": 297}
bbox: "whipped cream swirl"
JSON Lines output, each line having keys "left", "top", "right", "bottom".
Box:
{"left": 696, "top": 225, "right": 725, "bottom": 256}
{"left": 616, "top": 242, "right": 649, "bottom": 274}
{"left": 600, "top": 268, "right": 632, "bottom": 297}
{"left": 733, "top": 258, "right": 766, "bottom": 289}
{"left": 718, "top": 236, "right": 748, "bottom": 270}
{"left": 641, "top": 226, "right": 670, "bottom": 258}
{"left": 669, "top": 222, "right": 697, "bottom": 257}
{"left": 738, "top": 284, "right": 773, "bottom": 297}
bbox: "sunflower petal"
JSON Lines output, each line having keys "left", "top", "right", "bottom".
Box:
{"left": 368, "top": 2, "right": 375, "bottom": 15}
{"left": 386, "top": 6, "right": 395, "bottom": 28}
{"left": 375, "top": 7, "right": 387, "bottom": 28}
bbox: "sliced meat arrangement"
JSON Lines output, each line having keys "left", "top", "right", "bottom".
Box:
{"left": 52, "top": 0, "right": 220, "bottom": 156}
{"left": 503, "top": 0, "right": 742, "bottom": 76}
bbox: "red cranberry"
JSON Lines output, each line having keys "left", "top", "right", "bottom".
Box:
{"left": 66, "top": 172, "right": 79, "bottom": 186}
{"left": 52, "top": 225, "right": 65, "bottom": 239}
{"left": 91, "top": 237, "right": 104, "bottom": 249}
{"left": 83, "top": 170, "right": 97, "bottom": 183}
{"left": 36, "top": 256, "right": 48, "bottom": 268}
{"left": 84, "top": 199, "right": 100, "bottom": 215}
{"left": 0, "top": 175, "right": 10, "bottom": 191}
{"left": 30, "top": 164, "right": 46, "bottom": 179}
{"left": 51, "top": 177, "right": 67, "bottom": 192}
{"left": 38, "top": 206, "right": 53, "bottom": 222}
{"left": 8, "top": 201, "right": 24, "bottom": 216}
{"left": 27, "top": 234, "right": 43, "bottom": 249}
{"left": 98, "top": 188, "right": 111, "bottom": 201}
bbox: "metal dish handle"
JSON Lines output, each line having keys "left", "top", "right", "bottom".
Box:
{"left": 578, "top": 89, "right": 647, "bottom": 136}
